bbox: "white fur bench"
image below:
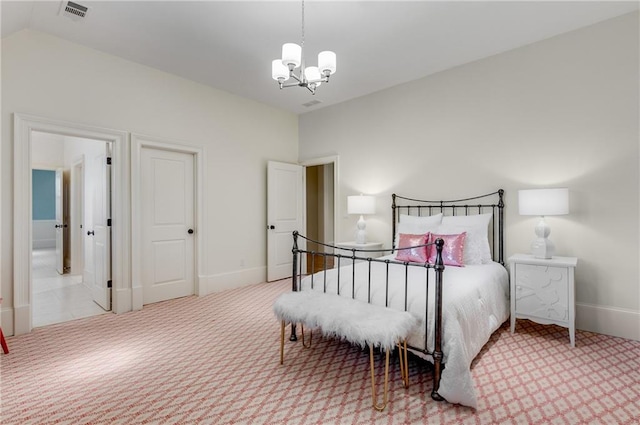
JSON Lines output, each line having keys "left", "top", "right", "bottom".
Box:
{"left": 273, "top": 290, "right": 418, "bottom": 411}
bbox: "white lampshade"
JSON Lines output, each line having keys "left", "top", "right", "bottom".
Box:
{"left": 518, "top": 188, "right": 569, "bottom": 216}
{"left": 348, "top": 195, "right": 375, "bottom": 215}
{"left": 304, "top": 66, "right": 322, "bottom": 86}
{"left": 271, "top": 60, "right": 289, "bottom": 81}
{"left": 318, "top": 51, "right": 336, "bottom": 75}
{"left": 281, "top": 43, "right": 301, "bottom": 68}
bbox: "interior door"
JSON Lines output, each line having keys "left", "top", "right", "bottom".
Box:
{"left": 91, "top": 146, "right": 112, "bottom": 311}
{"left": 141, "top": 147, "right": 195, "bottom": 304}
{"left": 54, "top": 168, "right": 65, "bottom": 274}
{"left": 267, "top": 161, "right": 304, "bottom": 281}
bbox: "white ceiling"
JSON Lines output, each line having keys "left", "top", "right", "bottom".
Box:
{"left": 2, "top": 1, "right": 638, "bottom": 114}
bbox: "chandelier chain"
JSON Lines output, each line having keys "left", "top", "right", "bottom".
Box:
{"left": 301, "top": 0, "right": 305, "bottom": 71}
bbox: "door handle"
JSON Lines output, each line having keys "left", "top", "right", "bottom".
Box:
{"left": 188, "top": 229, "right": 194, "bottom": 234}
{"left": 55, "top": 224, "right": 61, "bottom": 228}
{"left": 268, "top": 225, "right": 275, "bottom": 230}
{"left": 87, "top": 230, "right": 95, "bottom": 236}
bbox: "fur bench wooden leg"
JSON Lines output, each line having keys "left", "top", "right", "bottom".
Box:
{"left": 370, "top": 344, "right": 391, "bottom": 411}
{"left": 370, "top": 339, "right": 409, "bottom": 411}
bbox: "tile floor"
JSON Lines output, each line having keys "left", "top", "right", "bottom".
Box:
{"left": 32, "top": 248, "right": 108, "bottom": 328}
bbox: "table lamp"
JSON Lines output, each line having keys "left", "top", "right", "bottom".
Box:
{"left": 347, "top": 195, "right": 375, "bottom": 244}
{"left": 518, "top": 188, "right": 569, "bottom": 259}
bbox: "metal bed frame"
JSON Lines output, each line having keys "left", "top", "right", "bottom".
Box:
{"left": 289, "top": 189, "right": 505, "bottom": 402}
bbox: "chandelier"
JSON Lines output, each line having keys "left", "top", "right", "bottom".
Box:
{"left": 271, "top": 0, "right": 337, "bottom": 95}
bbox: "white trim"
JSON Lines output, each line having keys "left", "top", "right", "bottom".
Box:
{"left": 13, "top": 113, "right": 130, "bottom": 335}
{"left": 576, "top": 302, "right": 640, "bottom": 341}
{"left": 130, "top": 134, "right": 206, "bottom": 310}
{"left": 70, "top": 156, "right": 85, "bottom": 276}
{"left": 300, "top": 155, "right": 340, "bottom": 251}
{"left": 201, "top": 267, "right": 266, "bottom": 294}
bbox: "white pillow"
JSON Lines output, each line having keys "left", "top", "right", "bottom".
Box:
{"left": 399, "top": 213, "right": 443, "bottom": 228}
{"left": 395, "top": 214, "right": 443, "bottom": 248}
{"left": 437, "top": 213, "right": 492, "bottom": 264}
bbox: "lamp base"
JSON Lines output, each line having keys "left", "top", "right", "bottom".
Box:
{"left": 355, "top": 215, "right": 367, "bottom": 244}
{"left": 531, "top": 238, "right": 555, "bottom": 259}
{"left": 530, "top": 216, "right": 555, "bottom": 259}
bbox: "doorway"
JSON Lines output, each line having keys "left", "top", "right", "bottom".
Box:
{"left": 30, "top": 131, "right": 111, "bottom": 327}
{"left": 266, "top": 156, "right": 338, "bottom": 280}
{"left": 305, "top": 163, "right": 335, "bottom": 273}
{"left": 14, "top": 114, "right": 130, "bottom": 336}
{"left": 140, "top": 147, "right": 196, "bottom": 304}
{"left": 130, "top": 133, "right": 204, "bottom": 308}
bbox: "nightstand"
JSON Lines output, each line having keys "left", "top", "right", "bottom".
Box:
{"left": 334, "top": 241, "right": 384, "bottom": 262}
{"left": 508, "top": 254, "right": 578, "bottom": 347}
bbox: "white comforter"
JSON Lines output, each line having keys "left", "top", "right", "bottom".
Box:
{"left": 298, "top": 256, "right": 509, "bottom": 408}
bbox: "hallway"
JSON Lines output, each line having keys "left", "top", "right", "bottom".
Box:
{"left": 32, "top": 248, "right": 108, "bottom": 327}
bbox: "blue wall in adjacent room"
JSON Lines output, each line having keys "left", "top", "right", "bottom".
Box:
{"left": 32, "top": 169, "right": 56, "bottom": 220}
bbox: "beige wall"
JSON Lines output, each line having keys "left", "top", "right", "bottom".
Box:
{"left": 299, "top": 13, "right": 640, "bottom": 339}
{"left": 1, "top": 30, "right": 298, "bottom": 334}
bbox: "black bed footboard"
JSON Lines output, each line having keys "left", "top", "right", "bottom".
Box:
{"left": 289, "top": 231, "right": 445, "bottom": 401}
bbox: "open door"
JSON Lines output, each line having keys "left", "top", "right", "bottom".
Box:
{"left": 54, "top": 168, "right": 65, "bottom": 274}
{"left": 267, "top": 161, "right": 304, "bottom": 281}
{"left": 90, "top": 146, "right": 111, "bottom": 311}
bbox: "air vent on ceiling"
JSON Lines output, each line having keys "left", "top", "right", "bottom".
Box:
{"left": 60, "top": 1, "right": 89, "bottom": 21}
{"left": 302, "top": 100, "right": 322, "bottom": 108}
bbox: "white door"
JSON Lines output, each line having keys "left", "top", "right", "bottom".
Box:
{"left": 55, "top": 168, "right": 65, "bottom": 274}
{"left": 91, "top": 147, "right": 111, "bottom": 311}
{"left": 141, "top": 148, "right": 195, "bottom": 304}
{"left": 267, "top": 161, "right": 304, "bottom": 281}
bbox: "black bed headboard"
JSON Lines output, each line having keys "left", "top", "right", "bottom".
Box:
{"left": 392, "top": 190, "right": 505, "bottom": 265}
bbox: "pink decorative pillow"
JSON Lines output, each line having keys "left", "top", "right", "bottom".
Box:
{"left": 395, "top": 233, "right": 429, "bottom": 263}
{"left": 428, "top": 232, "right": 467, "bottom": 267}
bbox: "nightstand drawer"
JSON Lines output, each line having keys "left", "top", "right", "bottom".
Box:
{"left": 514, "top": 263, "right": 569, "bottom": 321}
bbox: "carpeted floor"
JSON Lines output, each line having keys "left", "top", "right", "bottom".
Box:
{"left": 1, "top": 279, "right": 639, "bottom": 424}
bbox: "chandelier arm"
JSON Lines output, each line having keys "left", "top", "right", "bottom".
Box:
{"left": 281, "top": 81, "right": 302, "bottom": 89}
{"left": 289, "top": 71, "right": 303, "bottom": 84}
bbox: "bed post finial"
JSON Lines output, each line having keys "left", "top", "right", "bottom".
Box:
{"left": 497, "top": 190, "right": 504, "bottom": 265}
{"left": 392, "top": 194, "right": 397, "bottom": 252}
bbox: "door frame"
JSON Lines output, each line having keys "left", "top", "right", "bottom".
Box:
{"left": 131, "top": 134, "right": 205, "bottom": 310}
{"left": 70, "top": 157, "right": 85, "bottom": 276}
{"left": 300, "top": 155, "right": 340, "bottom": 248}
{"left": 13, "top": 113, "right": 130, "bottom": 335}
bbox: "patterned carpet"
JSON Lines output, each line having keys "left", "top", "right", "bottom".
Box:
{"left": 1, "top": 279, "right": 639, "bottom": 424}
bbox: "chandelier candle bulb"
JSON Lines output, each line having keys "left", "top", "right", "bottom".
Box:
{"left": 304, "top": 66, "right": 322, "bottom": 85}
{"left": 272, "top": 60, "right": 289, "bottom": 81}
{"left": 282, "top": 43, "right": 302, "bottom": 69}
{"left": 318, "top": 51, "right": 337, "bottom": 76}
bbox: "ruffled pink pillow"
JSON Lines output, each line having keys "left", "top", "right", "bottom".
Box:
{"left": 428, "top": 232, "right": 467, "bottom": 267}
{"left": 395, "top": 233, "right": 429, "bottom": 263}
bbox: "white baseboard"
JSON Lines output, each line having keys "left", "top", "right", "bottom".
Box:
{"left": 13, "top": 304, "right": 31, "bottom": 336}
{"left": 201, "top": 266, "right": 266, "bottom": 295}
{"left": 114, "top": 287, "right": 133, "bottom": 314}
{"left": 576, "top": 302, "right": 640, "bottom": 341}
{"left": 1, "top": 306, "right": 15, "bottom": 337}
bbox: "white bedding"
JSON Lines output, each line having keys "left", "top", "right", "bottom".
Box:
{"left": 298, "top": 255, "right": 509, "bottom": 408}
